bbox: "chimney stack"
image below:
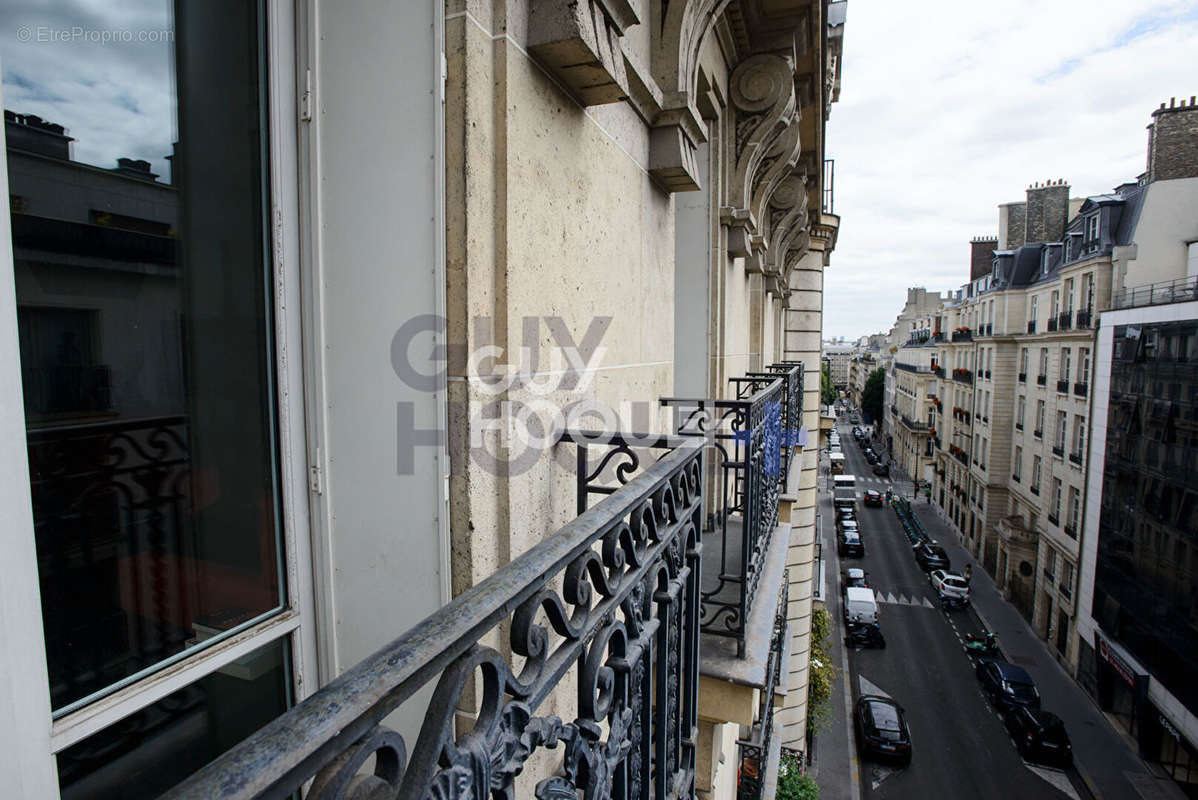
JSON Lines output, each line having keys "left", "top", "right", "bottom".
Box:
{"left": 1147, "top": 96, "right": 1198, "bottom": 182}
{"left": 1024, "top": 179, "right": 1070, "bottom": 244}
{"left": 970, "top": 235, "right": 998, "bottom": 279}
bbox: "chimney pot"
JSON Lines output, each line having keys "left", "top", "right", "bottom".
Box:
{"left": 1170, "top": 97, "right": 1176, "bottom": 108}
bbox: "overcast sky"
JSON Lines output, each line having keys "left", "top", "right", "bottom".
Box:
{"left": 1, "top": 0, "right": 174, "bottom": 177}
{"left": 823, "top": 0, "right": 1198, "bottom": 342}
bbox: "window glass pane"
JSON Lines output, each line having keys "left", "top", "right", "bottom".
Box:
{"left": 3, "top": 0, "right": 285, "bottom": 712}
{"left": 57, "top": 636, "right": 292, "bottom": 800}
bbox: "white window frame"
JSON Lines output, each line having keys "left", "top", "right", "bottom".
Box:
{"left": 0, "top": 3, "right": 325, "bottom": 787}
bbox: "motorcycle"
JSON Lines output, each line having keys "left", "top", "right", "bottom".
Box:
{"left": 964, "top": 631, "right": 1000, "bottom": 657}
{"left": 845, "top": 621, "right": 886, "bottom": 649}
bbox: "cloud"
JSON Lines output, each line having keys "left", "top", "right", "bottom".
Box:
{"left": 0, "top": 0, "right": 174, "bottom": 177}
{"left": 823, "top": 0, "right": 1198, "bottom": 341}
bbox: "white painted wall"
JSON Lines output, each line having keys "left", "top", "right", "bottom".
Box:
{"left": 1123, "top": 177, "right": 1198, "bottom": 288}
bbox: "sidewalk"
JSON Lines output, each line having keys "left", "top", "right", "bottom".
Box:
{"left": 809, "top": 452, "right": 857, "bottom": 800}
{"left": 911, "top": 503, "right": 1185, "bottom": 800}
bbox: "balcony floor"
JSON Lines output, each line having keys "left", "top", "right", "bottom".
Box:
{"left": 699, "top": 514, "right": 792, "bottom": 688}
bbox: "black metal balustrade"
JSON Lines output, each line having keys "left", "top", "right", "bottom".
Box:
{"left": 1112, "top": 275, "right": 1198, "bottom": 310}
{"left": 1057, "top": 311, "right": 1073, "bottom": 330}
{"left": 662, "top": 377, "right": 784, "bottom": 655}
{"left": 736, "top": 572, "right": 788, "bottom": 800}
{"left": 1074, "top": 382, "right": 1088, "bottom": 397}
{"left": 27, "top": 415, "right": 191, "bottom": 709}
{"left": 741, "top": 362, "right": 803, "bottom": 484}
{"left": 165, "top": 436, "right": 706, "bottom": 800}
{"left": 1075, "top": 309, "right": 1092, "bottom": 328}
{"left": 1057, "top": 379, "right": 1070, "bottom": 393}
{"left": 1027, "top": 320, "right": 1037, "bottom": 334}
{"left": 1047, "top": 317, "right": 1059, "bottom": 332}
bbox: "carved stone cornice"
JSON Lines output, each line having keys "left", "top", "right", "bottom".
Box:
{"left": 527, "top": 0, "right": 644, "bottom": 106}
{"left": 645, "top": 0, "right": 734, "bottom": 191}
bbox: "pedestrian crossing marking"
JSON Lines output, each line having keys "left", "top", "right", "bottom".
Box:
{"left": 873, "top": 591, "right": 938, "bottom": 608}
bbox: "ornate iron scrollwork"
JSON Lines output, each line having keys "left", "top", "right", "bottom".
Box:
{"left": 165, "top": 440, "right": 704, "bottom": 800}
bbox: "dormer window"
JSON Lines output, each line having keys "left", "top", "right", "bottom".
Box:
{"left": 1085, "top": 213, "right": 1100, "bottom": 242}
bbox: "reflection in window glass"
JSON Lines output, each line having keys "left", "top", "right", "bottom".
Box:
{"left": 57, "top": 637, "right": 292, "bottom": 799}
{"left": 3, "top": 0, "right": 285, "bottom": 712}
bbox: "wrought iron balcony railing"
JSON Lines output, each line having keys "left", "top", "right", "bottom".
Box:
{"left": 1074, "top": 382, "right": 1088, "bottom": 397}
{"left": 1112, "top": 275, "right": 1198, "bottom": 310}
{"left": 951, "top": 329, "right": 972, "bottom": 342}
{"left": 1047, "top": 317, "right": 1059, "bottom": 332}
{"left": 1075, "top": 309, "right": 1092, "bottom": 328}
{"left": 166, "top": 436, "right": 706, "bottom": 800}
{"left": 1058, "top": 311, "right": 1073, "bottom": 330}
{"left": 740, "top": 362, "right": 803, "bottom": 483}
{"left": 1037, "top": 374, "right": 1047, "bottom": 386}
{"left": 662, "top": 377, "right": 784, "bottom": 654}
{"left": 1027, "top": 320, "right": 1037, "bottom": 333}
{"left": 736, "top": 572, "right": 789, "bottom": 800}
{"left": 1057, "top": 379, "right": 1070, "bottom": 393}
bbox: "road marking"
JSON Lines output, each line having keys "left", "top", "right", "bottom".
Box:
{"left": 921, "top": 597, "right": 934, "bottom": 608}
{"left": 1024, "top": 761, "right": 1081, "bottom": 799}
{"left": 870, "top": 764, "right": 901, "bottom": 790}
{"left": 859, "top": 675, "right": 891, "bottom": 699}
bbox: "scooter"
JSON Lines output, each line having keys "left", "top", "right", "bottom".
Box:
{"left": 845, "top": 621, "right": 886, "bottom": 649}
{"left": 964, "top": 631, "right": 999, "bottom": 656}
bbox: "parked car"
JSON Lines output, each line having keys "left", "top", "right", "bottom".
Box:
{"left": 837, "top": 507, "right": 857, "bottom": 525}
{"left": 976, "top": 659, "right": 1041, "bottom": 711}
{"left": 851, "top": 414, "right": 861, "bottom": 424}
{"left": 929, "top": 570, "right": 970, "bottom": 603}
{"left": 855, "top": 695, "right": 911, "bottom": 764}
{"left": 866, "top": 453, "right": 880, "bottom": 466}
{"left": 844, "top": 585, "right": 878, "bottom": 623}
{"left": 914, "top": 542, "right": 950, "bottom": 571}
{"left": 863, "top": 489, "right": 883, "bottom": 507}
{"left": 1004, "top": 707, "right": 1073, "bottom": 766}
{"left": 872, "top": 463, "right": 890, "bottom": 477}
{"left": 838, "top": 529, "right": 865, "bottom": 558}
{"left": 843, "top": 567, "right": 869, "bottom": 589}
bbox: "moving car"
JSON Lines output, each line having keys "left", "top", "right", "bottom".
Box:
{"left": 863, "top": 489, "right": 883, "bottom": 507}
{"left": 976, "top": 659, "right": 1041, "bottom": 711}
{"left": 838, "top": 529, "right": 865, "bottom": 558}
{"left": 929, "top": 570, "right": 970, "bottom": 603}
{"left": 855, "top": 695, "right": 911, "bottom": 764}
{"left": 851, "top": 414, "right": 861, "bottom": 424}
{"left": 1003, "top": 707, "right": 1073, "bottom": 766}
{"left": 914, "top": 542, "right": 950, "bottom": 571}
{"left": 872, "top": 463, "right": 890, "bottom": 477}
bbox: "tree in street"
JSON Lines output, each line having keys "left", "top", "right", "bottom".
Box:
{"left": 861, "top": 366, "right": 885, "bottom": 424}
{"left": 821, "top": 362, "right": 837, "bottom": 406}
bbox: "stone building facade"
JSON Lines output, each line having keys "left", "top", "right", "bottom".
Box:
{"left": 0, "top": 1, "right": 846, "bottom": 797}
{"left": 926, "top": 100, "right": 1198, "bottom": 684}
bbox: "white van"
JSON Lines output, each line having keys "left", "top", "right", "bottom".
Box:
{"left": 844, "top": 586, "right": 879, "bottom": 624}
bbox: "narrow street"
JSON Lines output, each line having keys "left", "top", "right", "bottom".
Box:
{"left": 819, "top": 417, "right": 1095, "bottom": 800}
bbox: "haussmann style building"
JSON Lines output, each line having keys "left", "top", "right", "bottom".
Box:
{"left": 0, "top": 1, "right": 847, "bottom": 798}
